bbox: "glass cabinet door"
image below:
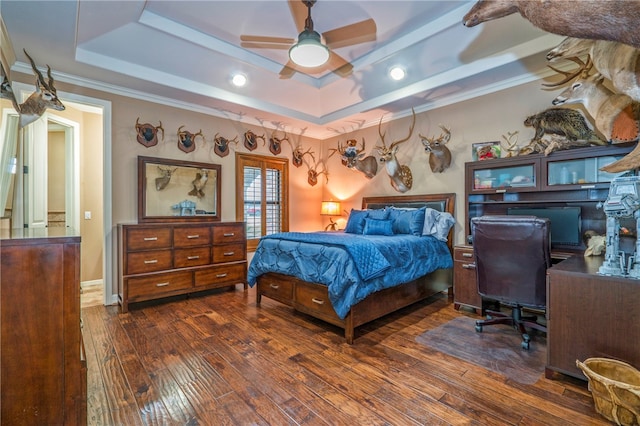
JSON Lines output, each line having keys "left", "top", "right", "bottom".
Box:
{"left": 472, "top": 164, "right": 535, "bottom": 191}
{"left": 547, "top": 154, "right": 627, "bottom": 187}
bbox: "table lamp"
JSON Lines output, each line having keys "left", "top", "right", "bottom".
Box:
{"left": 321, "top": 201, "right": 341, "bottom": 231}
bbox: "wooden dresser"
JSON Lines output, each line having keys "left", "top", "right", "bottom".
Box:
{"left": 118, "top": 222, "right": 247, "bottom": 312}
{"left": 1, "top": 228, "right": 86, "bottom": 425}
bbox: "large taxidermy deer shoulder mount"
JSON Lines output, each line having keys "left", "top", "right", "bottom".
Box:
{"left": 376, "top": 108, "right": 416, "bottom": 193}
{"left": 419, "top": 124, "right": 452, "bottom": 173}
{"left": 3, "top": 49, "right": 66, "bottom": 128}
{"left": 330, "top": 138, "right": 378, "bottom": 179}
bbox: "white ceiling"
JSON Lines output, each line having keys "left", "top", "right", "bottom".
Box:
{"left": 1, "top": 0, "right": 564, "bottom": 139}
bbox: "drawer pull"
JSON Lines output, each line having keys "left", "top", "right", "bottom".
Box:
{"left": 223, "top": 233, "right": 235, "bottom": 237}
{"left": 312, "top": 298, "right": 324, "bottom": 305}
{"left": 462, "top": 252, "right": 473, "bottom": 258}
{"left": 269, "top": 284, "right": 279, "bottom": 289}
{"left": 144, "top": 259, "right": 158, "bottom": 264}
{"left": 462, "top": 263, "right": 476, "bottom": 269}
{"left": 143, "top": 237, "right": 158, "bottom": 241}
{"left": 187, "top": 234, "right": 200, "bottom": 239}
{"left": 156, "top": 282, "right": 170, "bottom": 287}
{"left": 216, "top": 273, "right": 228, "bottom": 278}
{"left": 223, "top": 251, "right": 235, "bottom": 256}
{"left": 187, "top": 255, "right": 200, "bottom": 260}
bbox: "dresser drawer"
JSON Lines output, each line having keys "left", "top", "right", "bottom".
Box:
{"left": 127, "top": 250, "right": 173, "bottom": 274}
{"left": 294, "top": 281, "right": 339, "bottom": 321}
{"left": 213, "top": 224, "right": 244, "bottom": 243}
{"left": 174, "top": 247, "right": 211, "bottom": 268}
{"left": 127, "top": 270, "right": 192, "bottom": 300}
{"left": 213, "top": 243, "right": 245, "bottom": 263}
{"left": 173, "top": 226, "right": 211, "bottom": 248}
{"left": 126, "top": 228, "right": 172, "bottom": 251}
{"left": 454, "top": 247, "right": 475, "bottom": 262}
{"left": 194, "top": 263, "right": 246, "bottom": 287}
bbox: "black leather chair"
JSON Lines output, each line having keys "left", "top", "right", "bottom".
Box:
{"left": 471, "top": 215, "right": 552, "bottom": 350}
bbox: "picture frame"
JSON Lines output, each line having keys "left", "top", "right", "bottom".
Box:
{"left": 472, "top": 141, "right": 501, "bottom": 161}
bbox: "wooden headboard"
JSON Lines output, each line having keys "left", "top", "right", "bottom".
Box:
{"left": 361, "top": 193, "right": 456, "bottom": 253}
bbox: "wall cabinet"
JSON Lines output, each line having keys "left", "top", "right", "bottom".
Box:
{"left": 1, "top": 229, "right": 86, "bottom": 425}
{"left": 118, "top": 222, "right": 247, "bottom": 312}
{"left": 465, "top": 143, "right": 635, "bottom": 252}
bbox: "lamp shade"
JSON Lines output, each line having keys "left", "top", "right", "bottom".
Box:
{"left": 289, "top": 30, "right": 329, "bottom": 68}
{"left": 320, "top": 201, "right": 341, "bottom": 216}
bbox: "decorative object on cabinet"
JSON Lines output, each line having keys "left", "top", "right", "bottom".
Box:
{"left": 1, "top": 229, "right": 86, "bottom": 425}
{"left": 212, "top": 133, "right": 238, "bottom": 158}
{"left": 138, "top": 156, "right": 221, "bottom": 223}
{"left": 2, "top": 49, "right": 65, "bottom": 128}
{"left": 135, "top": 117, "right": 164, "bottom": 148}
{"left": 320, "top": 200, "right": 341, "bottom": 231}
{"left": 330, "top": 138, "right": 378, "bottom": 179}
{"left": 268, "top": 130, "right": 289, "bottom": 155}
{"left": 583, "top": 230, "right": 606, "bottom": 256}
{"left": 177, "top": 125, "right": 204, "bottom": 153}
{"left": 464, "top": 143, "right": 636, "bottom": 254}
{"left": 419, "top": 124, "right": 452, "bottom": 173}
{"left": 472, "top": 141, "right": 500, "bottom": 161}
{"left": 501, "top": 131, "right": 520, "bottom": 157}
{"left": 243, "top": 130, "right": 265, "bottom": 151}
{"left": 118, "top": 222, "right": 247, "bottom": 312}
{"left": 547, "top": 37, "right": 640, "bottom": 102}
{"left": 462, "top": 0, "right": 640, "bottom": 50}
{"left": 522, "top": 107, "right": 603, "bottom": 150}
{"left": 376, "top": 108, "right": 415, "bottom": 193}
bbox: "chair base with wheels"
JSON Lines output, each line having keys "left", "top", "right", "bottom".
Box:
{"left": 474, "top": 304, "right": 546, "bottom": 350}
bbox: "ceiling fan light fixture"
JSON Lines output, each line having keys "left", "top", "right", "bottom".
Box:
{"left": 289, "top": 30, "right": 329, "bottom": 68}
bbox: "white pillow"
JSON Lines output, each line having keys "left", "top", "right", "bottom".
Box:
{"left": 422, "top": 208, "right": 455, "bottom": 241}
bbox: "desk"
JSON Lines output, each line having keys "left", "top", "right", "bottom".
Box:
{"left": 546, "top": 256, "right": 640, "bottom": 380}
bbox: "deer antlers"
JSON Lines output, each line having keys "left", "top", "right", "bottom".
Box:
{"left": 376, "top": 108, "right": 416, "bottom": 154}
{"left": 543, "top": 55, "right": 593, "bottom": 88}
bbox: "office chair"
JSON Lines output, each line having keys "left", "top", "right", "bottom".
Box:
{"left": 471, "top": 215, "right": 552, "bottom": 350}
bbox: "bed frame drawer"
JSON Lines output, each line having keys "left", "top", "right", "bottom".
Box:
{"left": 258, "top": 274, "right": 294, "bottom": 304}
{"left": 294, "top": 281, "right": 341, "bottom": 325}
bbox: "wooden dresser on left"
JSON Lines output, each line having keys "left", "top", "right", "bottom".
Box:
{"left": 118, "top": 222, "right": 247, "bottom": 312}
{"left": 0, "top": 228, "right": 86, "bottom": 425}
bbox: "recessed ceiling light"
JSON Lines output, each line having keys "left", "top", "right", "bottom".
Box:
{"left": 389, "top": 66, "right": 406, "bottom": 81}
{"left": 231, "top": 73, "right": 247, "bottom": 87}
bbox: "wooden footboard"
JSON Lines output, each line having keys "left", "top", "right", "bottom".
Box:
{"left": 256, "top": 268, "right": 452, "bottom": 344}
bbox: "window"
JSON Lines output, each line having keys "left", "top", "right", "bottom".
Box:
{"left": 236, "top": 153, "right": 289, "bottom": 250}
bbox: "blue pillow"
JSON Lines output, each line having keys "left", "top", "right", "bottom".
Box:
{"left": 344, "top": 209, "right": 368, "bottom": 234}
{"left": 389, "top": 207, "right": 426, "bottom": 236}
{"left": 363, "top": 218, "right": 393, "bottom": 236}
{"left": 422, "top": 208, "right": 455, "bottom": 241}
{"left": 366, "top": 208, "right": 389, "bottom": 220}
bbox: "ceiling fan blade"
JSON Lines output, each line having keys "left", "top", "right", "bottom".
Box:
{"left": 327, "top": 51, "right": 353, "bottom": 77}
{"left": 279, "top": 60, "right": 298, "bottom": 79}
{"left": 288, "top": 0, "right": 308, "bottom": 34}
{"left": 323, "top": 19, "right": 377, "bottom": 49}
{"left": 240, "top": 35, "right": 295, "bottom": 44}
{"left": 241, "top": 42, "right": 291, "bottom": 50}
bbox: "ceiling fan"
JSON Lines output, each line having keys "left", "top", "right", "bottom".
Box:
{"left": 240, "top": 0, "right": 376, "bottom": 79}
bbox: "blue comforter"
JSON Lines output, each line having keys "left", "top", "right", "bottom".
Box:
{"left": 247, "top": 232, "right": 453, "bottom": 319}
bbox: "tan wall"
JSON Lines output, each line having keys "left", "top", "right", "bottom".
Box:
{"left": 47, "top": 130, "right": 65, "bottom": 211}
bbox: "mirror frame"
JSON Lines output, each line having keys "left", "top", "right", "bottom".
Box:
{"left": 138, "top": 156, "right": 222, "bottom": 223}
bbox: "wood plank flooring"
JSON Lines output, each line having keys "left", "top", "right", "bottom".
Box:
{"left": 82, "top": 285, "right": 610, "bottom": 425}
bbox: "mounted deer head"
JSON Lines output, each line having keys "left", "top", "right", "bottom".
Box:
{"left": 7, "top": 49, "right": 66, "bottom": 128}
{"left": 376, "top": 109, "right": 416, "bottom": 193}
{"left": 304, "top": 155, "right": 328, "bottom": 187}
{"left": 330, "top": 138, "right": 378, "bottom": 179}
{"left": 244, "top": 130, "right": 265, "bottom": 151}
{"left": 135, "top": 117, "right": 164, "bottom": 148}
{"left": 177, "top": 126, "right": 204, "bottom": 153}
{"left": 419, "top": 124, "right": 452, "bottom": 173}
{"left": 286, "top": 137, "right": 314, "bottom": 168}
{"left": 212, "top": 133, "right": 239, "bottom": 158}
{"left": 268, "top": 130, "right": 289, "bottom": 156}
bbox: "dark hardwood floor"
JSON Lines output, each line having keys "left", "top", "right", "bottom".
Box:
{"left": 82, "top": 286, "right": 609, "bottom": 425}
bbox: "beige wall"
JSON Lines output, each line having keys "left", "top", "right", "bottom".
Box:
{"left": 8, "top": 69, "right": 569, "bottom": 300}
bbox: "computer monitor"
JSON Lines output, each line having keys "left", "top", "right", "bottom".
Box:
{"left": 506, "top": 206, "right": 582, "bottom": 247}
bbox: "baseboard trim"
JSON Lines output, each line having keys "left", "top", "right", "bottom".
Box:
{"left": 81, "top": 279, "right": 103, "bottom": 289}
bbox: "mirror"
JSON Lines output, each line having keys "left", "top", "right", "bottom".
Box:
{"left": 138, "top": 156, "right": 221, "bottom": 223}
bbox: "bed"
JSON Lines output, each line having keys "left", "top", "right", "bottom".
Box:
{"left": 248, "top": 193, "right": 456, "bottom": 344}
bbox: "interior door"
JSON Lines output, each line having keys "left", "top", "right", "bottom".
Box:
{"left": 23, "top": 113, "right": 48, "bottom": 228}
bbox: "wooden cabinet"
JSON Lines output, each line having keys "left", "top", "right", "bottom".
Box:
{"left": 546, "top": 256, "right": 640, "bottom": 380}
{"left": 453, "top": 245, "right": 482, "bottom": 314}
{"left": 465, "top": 143, "right": 635, "bottom": 251}
{"left": 0, "top": 228, "right": 86, "bottom": 425}
{"left": 118, "top": 222, "right": 247, "bottom": 312}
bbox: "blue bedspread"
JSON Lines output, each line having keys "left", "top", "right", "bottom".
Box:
{"left": 247, "top": 232, "right": 453, "bottom": 319}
